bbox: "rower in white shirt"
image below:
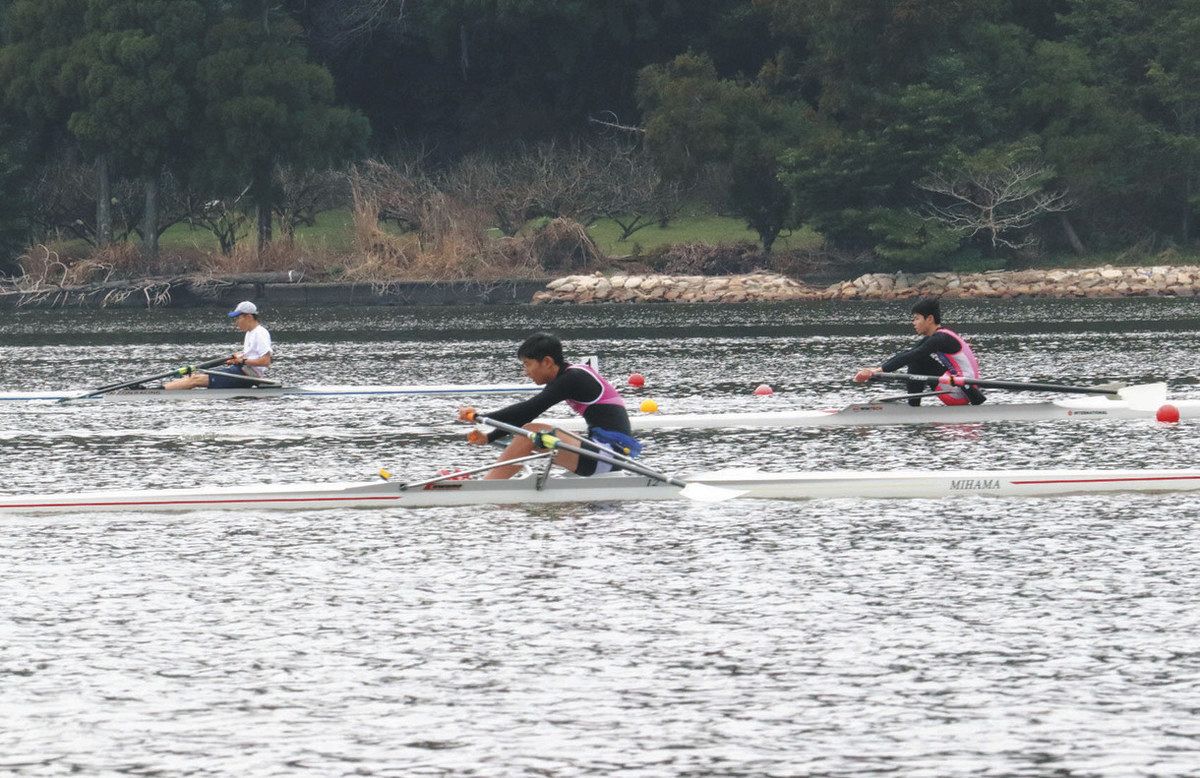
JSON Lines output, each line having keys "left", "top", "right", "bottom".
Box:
{"left": 165, "top": 301, "right": 273, "bottom": 390}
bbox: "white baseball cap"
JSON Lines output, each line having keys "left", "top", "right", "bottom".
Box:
{"left": 227, "top": 301, "right": 258, "bottom": 317}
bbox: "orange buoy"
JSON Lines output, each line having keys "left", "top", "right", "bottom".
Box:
{"left": 628, "top": 373, "right": 645, "bottom": 388}
{"left": 1157, "top": 404, "right": 1181, "bottom": 423}
{"left": 753, "top": 384, "right": 774, "bottom": 396}
{"left": 639, "top": 399, "right": 659, "bottom": 413}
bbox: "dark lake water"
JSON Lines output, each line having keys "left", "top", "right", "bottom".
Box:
{"left": 1, "top": 299, "right": 1198, "bottom": 775}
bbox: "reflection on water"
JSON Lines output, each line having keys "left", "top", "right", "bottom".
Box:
{"left": 2, "top": 298, "right": 1199, "bottom": 775}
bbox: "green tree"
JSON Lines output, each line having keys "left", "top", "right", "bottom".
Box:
{"left": 1132, "top": 3, "right": 1200, "bottom": 243}
{"left": 0, "top": 1, "right": 84, "bottom": 128}
{"left": 1049, "top": 0, "right": 1200, "bottom": 245}
{"left": 0, "top": 0, "right": 107, "bottom": 243}
{"left": 193, "top": 5, "right": 369, "bottom": 250}
{"left": 66, "top": 1, "right": 210, "bottom": 259}
{"left": 755, "top": 0, "right": 1004, "bottom": 117}
{"left": 638, "top": 53, "right": 808, "bottom": 252}
{"left": 296, "top": 0, "right": 769, "bottom": 149}
{"left": 0, "top": 119, "right": 31, "bottom": 273}
{"left": 763, "top": 2, "right": 1077, "bottom": 261}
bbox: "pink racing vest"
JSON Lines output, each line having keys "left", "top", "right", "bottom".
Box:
{"left": 563, "top": 363, "right": 626, "bottom": 416}
{"left": 933, "top": 327, "right": 980, "bottom": 406}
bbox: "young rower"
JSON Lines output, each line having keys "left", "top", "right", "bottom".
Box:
{"left": 852, "top": 297, "right": 985, "bottom": 406}
{"left": 165, "top": 301, "right": 273, "bottom": 390}
{"left": 457, "top": 332, "right": 640, "bottom": 479}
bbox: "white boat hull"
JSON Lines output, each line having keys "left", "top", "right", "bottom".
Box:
{"left": 4, "top": 467, "right": 1200, "bottom": 514}
{"left": 0, "top": 383, "right": 538, "bottom": 402}
{"left": 548, "top": 397, "right": 1200, "bottom": 431}
{"left": 3, "top": 384, "right": 1193, "bottom": 430}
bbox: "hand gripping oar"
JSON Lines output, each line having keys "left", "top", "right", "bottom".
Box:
{"left": 472, "top": 414, "right": 745, "bottom": 503}
{"left": 60, "top": 355, "right": 232, "bottom": 403}
{"left": 869, "top": 372, "right": 1168, "bottom": 404}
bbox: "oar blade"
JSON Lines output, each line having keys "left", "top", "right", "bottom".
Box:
{"left": 1117, "top": 381, "right": 1168, "bottom": 409}
{"left": 679, "top": 482, "right": 746, "bottom": 503}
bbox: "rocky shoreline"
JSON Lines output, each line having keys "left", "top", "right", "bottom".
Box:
{"left": 4, "top": 263, "right": 1199, "bottom": 309}
{"left": 532, "top": 265, "right": 1200, "bottom": 304}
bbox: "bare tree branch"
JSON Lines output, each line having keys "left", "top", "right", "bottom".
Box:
{"left": 591, "top": 142, "right": 683, "bottom": 240}
{"left": 349, "top": 156, "right": 439, "bottom": 233}
{"left": 274, "top": 166, "right": 349, "bottom": 242}
{"left": 442, "top": 153, "right": 537, "bottom": 237}
{"left": 166, "top": 180, "right": 253, "bottom": 255}
{"left": 587, "top": 111, "right": 646, "bottom": 135}
{"left": 918, "top": 161, "right": 1073, "bottom": 253}
{"left": 304, "top": 0, "right": 409, "bottom": 53}
{"left": 26, "top": 161, "right": 143, "bottom": 245}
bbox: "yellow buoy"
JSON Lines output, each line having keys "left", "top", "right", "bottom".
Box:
{"left": 639, "top": 399, "right": 659, "bottom": 414}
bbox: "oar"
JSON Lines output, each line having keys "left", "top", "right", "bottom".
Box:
{"left": 473, "top": 414, "right": 744, "bottom": 503}
{"left": 383, "top": 451, "right": 555, "bottom": 489}
{"left": 870, "top": 371, "right": 1167, "bottom": 403}
{"left": 60, "top": 355, "right": 232, "bottom": 403}
{"left": 196, "top": 369, "right": 283, "bottom": 389}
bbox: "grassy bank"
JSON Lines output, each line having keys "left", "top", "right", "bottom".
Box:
{"left": 157, "top": 209, "right": 823, "bottom": 256}
{"left": 158, "top": 209, "right": 356, "bottom": 253}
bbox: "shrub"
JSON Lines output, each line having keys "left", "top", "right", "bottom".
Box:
{"left": 647, "top": 241, "right": 765, "bottom": 275}
{"left": 524, "top": 218, "right": 603, "bottom": 272}
{"left": 867, "top": 208, "right": 963, "bottom": 272}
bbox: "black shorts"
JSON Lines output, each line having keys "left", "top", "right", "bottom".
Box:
{"left": 207, "top": 365, "right": 252, "bottom": 389}
{"left": 572, "top": 436, "right": 615, "bottom": 477}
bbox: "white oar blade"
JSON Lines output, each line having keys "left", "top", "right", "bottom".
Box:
{"left": 1117, "top": 381, "right": 1168, "bottom": 409}
{"left": 679, "top": 482, "right": 746, "bottom": 503}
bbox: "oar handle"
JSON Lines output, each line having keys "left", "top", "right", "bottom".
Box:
{"left": 196, "top": 368, "right": 282, "bottom": 388}
{"left": 464, "top": 409, "right": 644, "bottom": 467}
{"left": 871, "top": 372, "right": 1121, "bottom": 396}
{"left": 473, "top": 414, "right": 685, "bottom": 489}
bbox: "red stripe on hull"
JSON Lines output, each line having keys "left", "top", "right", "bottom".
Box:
{"left": 3, "top": 495, "right": 400, "bottom": 510}
{"left": 1010, "top": 476, "right": 1200, "bottom": 485}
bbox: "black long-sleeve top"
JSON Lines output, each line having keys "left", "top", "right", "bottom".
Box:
{"left": 483, "top": 367, "right": 632, "bottom": 442}
{"left": 881, "top": 332, "right": 963, "bottom": 373}
{"left": 881, "top": 331, "right": 985, "bottom": 404}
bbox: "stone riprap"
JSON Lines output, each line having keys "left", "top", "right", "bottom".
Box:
{"left": 532, "top": 272, "right": 816, "bottom": 304}
{"left": 531, "top": 265, "right": 1200, "bottom": 304}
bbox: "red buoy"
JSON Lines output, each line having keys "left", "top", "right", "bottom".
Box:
{"left": 1156, "top": 404, "right": 1181, "bottom": 423}
{"left": 753, "top": 384, "right": 774, "bottom": 396}
{"left": 628, "top": 373, "right": 645, "bottom": 388}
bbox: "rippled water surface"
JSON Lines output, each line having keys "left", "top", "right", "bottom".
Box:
{"left": 2, "top": 299, "right": 1199, "bottom": 775}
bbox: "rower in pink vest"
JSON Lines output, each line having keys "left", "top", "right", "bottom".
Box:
{"left": 457, "top": 332, "right": 641, "bottom": 479}
{"left": 852, "top": 297, "right": 986, "bottom": 406}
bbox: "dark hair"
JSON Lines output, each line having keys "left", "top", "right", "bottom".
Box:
{"left": 517, "top": 332, "right": 567, "bottom": 368}
{"left": 911, "top": 297, "right": 941, "bottom": 324}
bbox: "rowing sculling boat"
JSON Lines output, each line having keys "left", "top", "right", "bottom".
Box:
{"left": 546, "top": 395, "right": 1200, "bottom": 430}
{"left": 3, "top": 466, "right": 1200, "bottom": 514}
{"left": 0, "top": 382, "right": 539, "bottom": 402}
{"left": 3, "top": 386, "right": 1193, "bottom": 430}
{"left": 1, "top": 355, "right": 611, "bottom": 403}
